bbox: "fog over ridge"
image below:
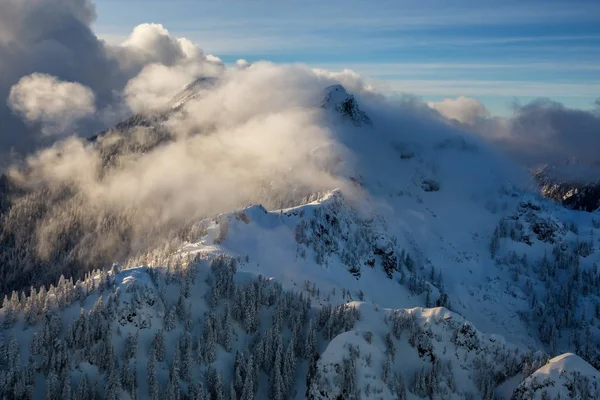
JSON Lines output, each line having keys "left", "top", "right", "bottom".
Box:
{"left": 0, "top": 0, "right": 598, "bottom": 295}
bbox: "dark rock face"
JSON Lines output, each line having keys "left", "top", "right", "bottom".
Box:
{"left": 321, "top": 84, "right": 372, "bottom": 126}
{"left": 533, "top": 165, "right": 600, "bottom": 212}
{"left": 538, "top": 181, "right": 600, "bottom": 212}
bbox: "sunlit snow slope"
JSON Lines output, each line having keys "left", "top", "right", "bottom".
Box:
{"left": 1, "top": 78, "right": 599, "bottom": 400}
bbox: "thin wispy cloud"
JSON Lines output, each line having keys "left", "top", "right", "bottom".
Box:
{"left": 314, "top": 62, "right": 600, "bottom": 75}
{"left": 386, "top": 80, "right": 600, "bottom": 97}
{"left": 95, "top": 0, "right": 599, "bottom": 30}
{"left": 93, "top": 0, "right": 600, "bottom": 114}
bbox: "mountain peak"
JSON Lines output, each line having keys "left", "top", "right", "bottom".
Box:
{"left": 513, "top": 353, "right": 600, "bottom": 399}
{"left": 168, "top": 75, "right": 218, "bottom": 110}
{"left": 322, "top": 84, "right": 372, "bottom": 126}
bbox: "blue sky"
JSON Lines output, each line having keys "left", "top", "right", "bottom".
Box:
{"left": 94, "top": 0, "right": 600, "bottom": 116}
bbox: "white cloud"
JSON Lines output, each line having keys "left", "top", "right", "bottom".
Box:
{"left": 8, "top": 62, "right": 364, "bottom": 266}
{"left": 121, "top": 23, "right": 189, "bottom": 65}
{"left": 115, "top": 23, "right": 226, "bottom": 113}
{"left": 427, "top": 96, "right": 600, "bottom": 167}
{"left": 428, "top": 96, "right": 490, "bottom": 125}
{"left": 123, "top": 57, "right": 223, "bottom": 113}
{"left": 205, "top": 54, "right": 223, "bottom": 64}
{"left": 0, "top": 0, "right": 226, "bottom": 153}
{"left": 8, "top": 73, "right": 96, "bottom": 135}
{"left": 236, "top": 59, "right": 250, "bottom": 69}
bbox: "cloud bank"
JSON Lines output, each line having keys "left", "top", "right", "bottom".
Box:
{"left": 0, "top": 0, "right": 222, "bottom": 157}
{"left": 430, "top": 96, "right": 600, "bottom": 168}
{"left": 8, "top": 73, "right": 96, "bottom": 135}
{"left": 428, "top": 96, "right": 490, "bottom": 125}
{"left": 0, "top": 0, "right": 598, "bottom": 294}
{"left": 0, "top": 60, "right": 378, "bottom": 292}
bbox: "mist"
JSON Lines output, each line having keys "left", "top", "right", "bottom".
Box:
{"left": 0, "top": 57, "right": 376, "bottom": 293}
{"left": 0, "top": 0, "right": 388, "bottom": 294}
{"left": 429, "top": 96, "right": 600, "bottom": 174}
{"left": 0, "top": 0, "right": 223, "bottom": 159}
{"left": 1, "top": 0, "right": 597, "bottom": 296}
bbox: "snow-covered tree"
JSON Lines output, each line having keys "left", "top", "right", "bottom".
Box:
{"left": 221, "top": 303, "right": 233, "bottom": 352}
{"left": 151, "top": 330, "right": 166, "bottom": 362}
{"left": 148, "top": 353, "right": 160, "bottom": 400}
{"left": 165, "top": 305, "right": 177, "bottom": 331}
{"left": 241, "top": 355, "right": 255, "bottom": 400}
{"left": 282, "top": 335, "right": 297, "bottom": 395}
{"left": 77, "top": 374, "right": 90, "bottom": 400}
{"left": 269, "top": 338, "right": 285, "bottom": 400}
{"left": 385, "top": 332, "right": 396, "bottom": 361}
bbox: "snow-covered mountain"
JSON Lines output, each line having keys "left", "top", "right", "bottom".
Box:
{"left": 321, "top": 85, "right": 372, "bottom": 126}
{"left": 1, "top": 78, "right": 599, "bottom": 400}
{"left": 512, "top": 353, "right": 599, "bottom": 399}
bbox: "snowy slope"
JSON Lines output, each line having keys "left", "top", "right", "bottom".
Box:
{"left": 1, "top": 81, "right": 600, "bottom": 400}
{"left": 512, "top": 353, "right": 600, "bottom": 399}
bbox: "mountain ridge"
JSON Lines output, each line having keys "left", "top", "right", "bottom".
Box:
{"left": 0, "top": 80, "right": 599, "bottom": 399}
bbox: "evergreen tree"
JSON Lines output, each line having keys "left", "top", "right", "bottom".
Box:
{"left": 207, "top": 367, "right": 224, "bottom": 400}
{"left": 490, "top": 228, "right": 500, "bottom": 259}
{"left": 382, "top": 357, "right": 391, "bottom": 385}
{"left": 189, "top": 382, "right": 207, "bottom": 400}
{"left": 152, "top": 330, "right": 166, "bottom": 362}
{"left": 283, "top": 337, "right": 297, "bottom": 395}
{"left": 385, "top": 332, "right": 396, "bottom": 361}
{"left": 171, "top": 345, "right": 181, "bottom": 384}
{"left": 92, "top": 374, "right": 100, "bottom": 400}
{"left": 201, "top": 316, "right": 217, "bottom": 364}
{"left": 121, "top": 360, "right": 134, "bottom": 395}
{"left": 411, "top": 368, "right": 427, "bottom": 398}
{"left": 227, "top": 381, "right": 236, "bottom": 400}
{"left": 166, "top": 374, "right": 180, "bottom": 400}
{"left": 176, "top": 290, "right": 187, "bottom": 321}
{"left": 148, "top": 353, "right": 160, "bottom": 400}
{"left": 124, "top": 333, "right": 138, "bottom": 361}
{"left": 233, "top": 351, "right": 244, "bottom": 396}
{"left": 24, "top": 293, "right": 37, "bottom": 326}
{"left": 393, "top": 373, "right": 406, "bottom": 400}
{"left": 241, "top": 355, "right": 255, "bottom": 400}
{"left": 305, "top": 318, "right": 317, "bottom": 359}
{"left": 181, "top": 333, "right": 193, "bottom": 382}
{"left": 77, "top": 374, "right": 90, "bottom": 400}
{"left": 105, "top": 361, "right": 121, "bottom": 400}
{"left": 165, "top": 306, "right": 177, "bottom": 331}
{"left": 269, "top": 337, "right": 284, "bottom": 400}
{"left": 8, "top": 334, "right": 21, "bottom": 372}
{"left": 0, "top": 334, "right": 6, "bottom": 364}
{"left": 60, "top": 373, "right": 71, "bottom": 400}
{"left": 222, "top": 303, "right": 233, "bottom": 352}
{"left": 46, "top": 372, "right": 59, "bottom": 400}
{"left": 341, "top": 356, "right": 358, "bottom": 400}
{"left": 3, "top": 295, "right": 16, "bottom": 328}
{"left": 188, "top": 383, "right": 200, "bottom": 400}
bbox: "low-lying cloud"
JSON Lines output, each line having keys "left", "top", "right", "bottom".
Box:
{"left": 1, "top": 0, "right": 598, "bottom": 295}
{"left": 430, "top": 96, "right": 600, "bottom": 169}
{"left": 0, "top": 59, "right": 376, "bottom": 292}
{"left": 0, "top": 0, "right": 385, "bottom": 293}
{"left": 428, "top": 96, "right": 490, "bottom": 126}
{"left": 0, "top": 0, "right": 222, "bottom": 157}
{"left": 8, "top": 73, "right": 96, "bottom": 135}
